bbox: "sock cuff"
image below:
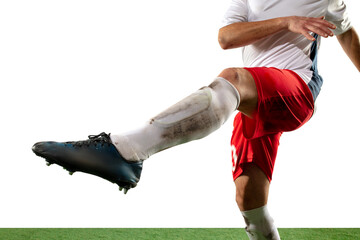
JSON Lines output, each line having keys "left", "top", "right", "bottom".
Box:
{"left": 213, "top": 77, "right": 241, "bottom": 110}
{"left": 241, "top": 205, "right": 270, "bottom": 223}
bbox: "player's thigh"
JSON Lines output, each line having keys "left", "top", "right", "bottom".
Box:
{"left": 235, "top": 163, "right": 270, "bottom": 211}
{"left": 218, "top": 68, "right": 257, "bottom": 117}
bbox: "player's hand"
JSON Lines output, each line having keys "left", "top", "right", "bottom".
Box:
{"left": 286, "top": 16, "right": 336, "bottom": 41}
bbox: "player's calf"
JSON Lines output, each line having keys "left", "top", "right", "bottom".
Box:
{"left": 110, "top": 77, "right": 241, "bottom": 161}
{"left": 234, "top": 164, "right": 280, "bottom": 240}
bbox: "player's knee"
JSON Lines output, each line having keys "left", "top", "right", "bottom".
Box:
{"left": 218, "top": 68, "right": 257, "bottom": 115}
{"left": 218, "top": 68, "right": 242, "bottom": 87}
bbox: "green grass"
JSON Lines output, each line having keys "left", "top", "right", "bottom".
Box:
{"left": 0, "top": 228, "right": 359, "bottom": 240}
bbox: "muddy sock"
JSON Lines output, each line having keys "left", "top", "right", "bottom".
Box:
{"left": 110, "top": 77, "right": 240, "bottom": 161}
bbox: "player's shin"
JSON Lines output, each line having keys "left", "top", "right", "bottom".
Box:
{"left": 241, "top": 205, "right": 280, "bottom": 240}
{"left": 111, "top": 77, "right": 240, "bottom": 161}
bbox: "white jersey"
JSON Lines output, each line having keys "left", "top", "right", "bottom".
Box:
{"left": 221, "top": 0, "right": 352, "bottom": 101}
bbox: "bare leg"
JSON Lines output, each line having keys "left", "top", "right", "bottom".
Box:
{"left": 235, "top": 163, "right": 270, "bottom": 211}
{"left": 235, "top": 163, "right": 280, "bottom": 240}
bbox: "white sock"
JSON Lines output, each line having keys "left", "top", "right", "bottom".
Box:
{"left": 110, "top": 77, "right": 240, "bottom": 161}
{"left": 241, "top": 205, "right": 280, "bottom": 240}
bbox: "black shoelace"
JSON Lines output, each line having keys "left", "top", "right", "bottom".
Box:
{"left": 66, "top": 132, "right": 111, "bottom": 148}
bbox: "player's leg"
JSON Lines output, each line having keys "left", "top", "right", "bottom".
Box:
{"left": 110, "top": 67, "right": 257, "bottom": 161}
{"left": 235, "top": 164, "right": 280, "bottom": 240}
{"left": 231, "top": 104, "right": 282, "bottom": 240}
{"left": 230, "top": 67, "right": 315, "bottom": 239}
{"left": 32, "top": 68, "right": 257, "bottom": 191}
{"left": 231, "top": 135, "right": 281, "bottom": 240}
{"left": 235, "top": 163, "right": 269, "bottom": 211}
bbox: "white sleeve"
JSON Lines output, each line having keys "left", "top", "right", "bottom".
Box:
{"left": 325, "top": 0, "right": 352, "bottom": 35}
{"left": 221, "top": 0, "right": 248, "bottom": 28}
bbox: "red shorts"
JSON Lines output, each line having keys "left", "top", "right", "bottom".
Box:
{"left": 231, "top": 67, "right": 314, "bottom": 182}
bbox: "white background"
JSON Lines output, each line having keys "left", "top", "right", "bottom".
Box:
{"left": 1, "top": 0, "right": 359, "bottom": 228}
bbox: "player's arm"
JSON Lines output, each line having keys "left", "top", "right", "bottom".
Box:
{"left": 337, "top": 27, "right": 360, "bottom": 72}
{"left": 218, "top": 16, "right": 336, "bottom": 50}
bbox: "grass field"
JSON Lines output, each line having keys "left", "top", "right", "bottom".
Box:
{"left": 0, "top": 228, "right": 359, "bottom": 240}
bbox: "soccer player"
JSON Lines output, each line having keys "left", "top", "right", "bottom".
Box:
{"left": 32, "top": 0, "right": 360, "bottom": 239}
